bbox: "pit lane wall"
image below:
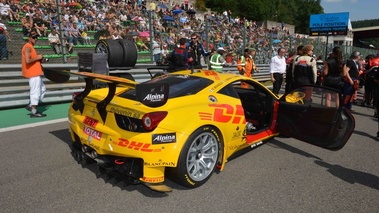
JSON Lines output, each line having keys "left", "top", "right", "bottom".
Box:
{"left": 0, "top": 64, "right": 271, "bottom": 109}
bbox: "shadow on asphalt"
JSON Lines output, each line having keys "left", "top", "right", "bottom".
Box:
{"left": 271, "top": 138, "right": 379, "bottom": 191}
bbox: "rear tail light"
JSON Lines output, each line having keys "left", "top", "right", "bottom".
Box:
{"left": 142, "top": 111, "right": 168, "bottom": 131}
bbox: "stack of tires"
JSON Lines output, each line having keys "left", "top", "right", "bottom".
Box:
{"left": 95, "top": 39, "right": 138, "bottom": 68}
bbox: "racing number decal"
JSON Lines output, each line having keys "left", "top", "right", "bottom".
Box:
{"left": 199, "top": 104, "right": 245, "bottom": 124}
{"left": 114, "top": 138, "right": 161, "bottom": 152}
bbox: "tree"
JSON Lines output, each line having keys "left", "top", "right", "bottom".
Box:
{"left": 203, "top": 0, "right": 324, "bottom": 34}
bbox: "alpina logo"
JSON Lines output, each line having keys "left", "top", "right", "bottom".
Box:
{"left": 143, "top": 93, "right": 164, "bottom": 102}
{"left": 152, "top": 133, "right": 176, "bottom": 144}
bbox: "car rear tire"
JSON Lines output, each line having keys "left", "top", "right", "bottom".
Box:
{"left": 168, "top": 126, "right": 220, "bottom": 188}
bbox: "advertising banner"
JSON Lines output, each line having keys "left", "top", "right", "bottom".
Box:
{"left": 309, "top": 12, "right": 349, "bottom": 36}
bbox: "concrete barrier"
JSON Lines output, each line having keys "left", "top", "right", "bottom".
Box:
{"left": 0, "top": 64, "right": 271, "bottom": 109}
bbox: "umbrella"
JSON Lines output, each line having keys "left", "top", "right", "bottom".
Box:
{"left": 139, "top": 31, "right": 150, "bottom": 37}
{"left": 162, "top": 15, "right": 175, "bottom": 22}
{"left": 127, "top": 31, "right": 140, "bottom": 37}
{"left": 132, "top": 16, "right": 143, "bottom": 21}
{"left": 272, "top": 39, "right": 282, "bottom": 44}
{"left": 67, "top": 2, "right": 82, "bottom": 10}
{"left": 157, "top": 3, "right": 168, "bottom": 9}
{"left": 186, "top": 9, "right": 196, "bottom": 15}
{"left": 173, "top": 9, "right": 182, "bottom": 14}
{"left": 94, "top": 29, "right": 110, "bottom": 40}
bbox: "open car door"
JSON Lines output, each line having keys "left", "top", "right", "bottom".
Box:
{"left": 277, "top": 85, "right": 355, "bottom": 150}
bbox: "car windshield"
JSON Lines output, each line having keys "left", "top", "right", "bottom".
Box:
{"left": 119, "top": 75, "right": 214, "bottom": 100}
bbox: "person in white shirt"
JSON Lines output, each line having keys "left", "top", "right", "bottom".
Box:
{"left": 48, "top": 28, "right": 61, "bottom": 54}
{"left": 152, "top": 36, "right": 162, "bottom": 64}
{"left": 270, "top": 47, "right": 287, "bottom": 95}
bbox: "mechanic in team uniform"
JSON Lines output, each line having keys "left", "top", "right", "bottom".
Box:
{"left": 210, "top": 47, "right": 226, "bottom": 73}
{"left": 237, "top": 48, "right": 258, "bottom": 88}
{"left": 167, "top": 37, "right": 193, "bottom": 72}
{"left": 22, "top": 31, "right": 47, "bottom": 118}
{"left": 187, "top": 33, "right": 208, "bottom": 69}
{"left": 342, "top": 51, "right": 361, "bottom": 111}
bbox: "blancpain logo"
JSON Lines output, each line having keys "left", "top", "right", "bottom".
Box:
{"left": 152, "top": 133, "right": 176, "bottom": 144}
{"left": 143, "top": 93, "right": 164, "bottom": 102}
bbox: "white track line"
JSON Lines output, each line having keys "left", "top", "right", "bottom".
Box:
{"left": 0, "top": 118, "right": 68, "bottom": 133}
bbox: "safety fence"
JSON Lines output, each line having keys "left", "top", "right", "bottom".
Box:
{"left": 0, "top": 64, "right": 271, "bottom": 109}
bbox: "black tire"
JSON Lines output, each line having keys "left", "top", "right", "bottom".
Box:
{"left": 167, "top": 126, "right": 221, "bottom": 188}
{"left": 118, "top": 39, "right": 138, "bottom": 67}
{"left": 95, "top": 39, "right": 124, "bottom": 68}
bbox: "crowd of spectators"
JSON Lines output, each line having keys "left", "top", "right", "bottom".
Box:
{"left": 0, "top": 0, "right": 291, "bottom": 60}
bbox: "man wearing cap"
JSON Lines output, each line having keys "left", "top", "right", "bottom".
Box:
{"left": 21, "top": 13, "right": 34, "bottom": 36}
{"left": 22, "top": 31, "right": 47, "bottom": 118}
{"left": 342, "top": 51, "right": 361, "bottom": 111}
{"left": 48, "top": 27, "right": 61, "bottom": 54}
{"left": 210, "top": 47, "right": 226, "bottom": 73}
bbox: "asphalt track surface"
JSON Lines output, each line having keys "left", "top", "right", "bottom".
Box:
{"left": 0, "top": 101, "right": 378, "bottom": 212}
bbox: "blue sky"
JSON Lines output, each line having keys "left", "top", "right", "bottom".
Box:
{"left": 321, "top": 0, "right": 378, "bottom": 21}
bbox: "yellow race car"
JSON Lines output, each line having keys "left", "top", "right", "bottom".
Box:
{"left": 45, "top": 69, "right": 354, "bottom": 192}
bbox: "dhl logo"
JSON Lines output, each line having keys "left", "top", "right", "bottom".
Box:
{"left": 199, "top": 104, "right": 245, "bottom": 124}
{"left": 113, "top": 138, "right": 161, "bottom": 152}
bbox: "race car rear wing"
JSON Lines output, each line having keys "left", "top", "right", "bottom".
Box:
{"left": 43, "top": 68, "right": 169, "bottom": 122}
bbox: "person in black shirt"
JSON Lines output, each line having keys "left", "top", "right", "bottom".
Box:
{"left": 342, "top": 51, "right": 361, "bottom": 110}
{"left": 322, "top": 46, "right": 345, "bottom": 107}
{"left": 187, "top": 33, "right": 208, "bottom": 69}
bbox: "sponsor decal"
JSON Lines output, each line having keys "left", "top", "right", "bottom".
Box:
{"left": 114, "top": 138, "right": 161, "bottom": 152}
{"left": 83, "top": 126, "right": 102, "bottom": 140}
{"left": 143, "top": 93, "right": 165, "bottom": 102}
{"left": 142, "top": 176, "right": 164, "bottom": 183}
{"left": 144, "top": 161, "right": 175, "bottom": 166}
{"left": 83, "top": 116, "right": 98, "bottom": 128}
{"left": 251, "top": 141, "right": 263, "bottom": 148}
{"left": 110, "top": 107, "right": 141, "bottom": 119}
{"left": 152, "top": 133, "right": 176, "bottom": 144}
{"left": 204, "top": 70, "right": 220, "bottom": 80}
{"left": 199, "top": 104, "right": 245, "bottom": 124}
{"left": 231, "top": 129, "right": 243, "bottom": 140}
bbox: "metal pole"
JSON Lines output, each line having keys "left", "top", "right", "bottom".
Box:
{"left": 148, "top": 10, "right": 154, "bottom": 62}
{"left": 325, "top": 35, "right": 329, "bottom": 61}
{"left": 56, "top": 0, "right": 67, "bottom": 63}
{"left": 205, "top": 20, "right": 209, "bottom": 66}
{"left": 242, "top": 21, "right": 246, "bottom": 51}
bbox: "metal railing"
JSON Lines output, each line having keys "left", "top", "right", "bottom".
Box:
{"left": 0, "top": 64, "right": 271, "bottom": 109}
